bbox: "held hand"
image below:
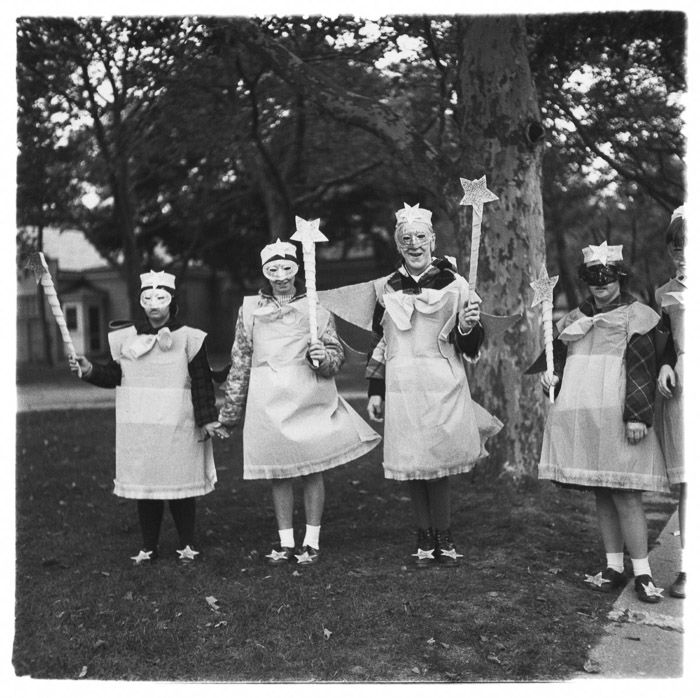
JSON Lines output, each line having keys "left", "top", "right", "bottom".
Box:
{"left": 69, "top": 355, "right": 91, "bottom": 377}
{"left": 625, "top": 421, "right": 648, "bottom": 445}
{"left": 459, "top": 301, "right": 481, "bottom": 333}
{"left": 540, "top": 373, "right": 559, "bottom": 391}
{"left": 657, "top": 364, "right": 676, "bottom": 399}
{"left": 202, "top": 422, "right": 231, "bottom": 440}
{"left": 308, "top": 340, "right": 328, "bottom": 364}
{"left": 367, "top": 395, "right": 384, "bottom": 422}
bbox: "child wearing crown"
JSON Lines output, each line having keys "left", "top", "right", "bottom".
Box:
{"left": 655, "top": 206, "right": 687, "bottom": 599}
{"left": 537, "top": 242, "right": 668, "bottom": 603}
{"left": 218, "top": 238, "right": 381, "bottom": 566}
{"left": 365, "top": 203, "right": 502, "bottom": 567}
{"left": 69, "top": 271, "right": 226, "bottom": 564}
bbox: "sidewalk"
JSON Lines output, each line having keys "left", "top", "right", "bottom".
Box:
{"left": 573, "top": 509, "right": 684, "bottom": 679}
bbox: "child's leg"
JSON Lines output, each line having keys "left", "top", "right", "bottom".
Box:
{"left": 301, "top": 472, "right": 324, "bottom": 550}
{"left": 594, "top": 489, "right": 624, "bottom": 555}
{"left": 426, "top": 477, "right": 450, "bottom": 530}
{"left": 136, "top": 499, "right": 164, "bottom": 552}
{"left": 678, "top": 482, "right": 686, "bottom": 551}
{"left": 407, "top": 480, "right": 432, "bottom": 530}
{"left": 610, "top": 491, "right": 648, "bottom": 561}
{"left": 169, "top": 497, "right": 196, "bottom": 549}
{"left": 271, "top": 479, "right": 295, "bottom": 548}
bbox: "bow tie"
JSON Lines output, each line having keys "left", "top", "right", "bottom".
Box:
{"left": 123, "top": 327, "right": 173, "bottom": 359}
{"left": 557, "top": 313, "right": 617, "bottom": 343}
{"left": 383, "top": 287, "right": 452, "bottom": 330}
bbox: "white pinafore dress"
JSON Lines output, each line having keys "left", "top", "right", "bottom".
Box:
{"left": 655, "top": 279, "right": 685, "bottom": 484}
{"left": 538, "top": 302, "right": 668, "bottom": 492}
{"left": 378, "top": 276, "right": 503, "bottom": 481}
{"left": 240, "top": 297, "right": 381, "bottom": 479}
{"left": 109, "top": 326, "right": 217, "bottom": 499}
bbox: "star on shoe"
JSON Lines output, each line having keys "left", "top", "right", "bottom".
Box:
{"left": 176, "top": 545, "right": 200, "bottom": 561}
{"left": 295, "top": 550, "right": 316, "bottom": 564}
{"left": 266, "top": 549, "right": 291, "bottom": 562}
{"left": 411, "top": 548, "right": 436, "bottom": 560}
{"left": 641, "top": 581, "right": 664, "bottom": 598}
{"left": 130, "top": 550, "right": 154, "bottom": 564}
{"left": 439, "top": 548, "right": 464, "bottom": 560}
{"left": 584, "top": 572, "right": 605, "bottom": 587}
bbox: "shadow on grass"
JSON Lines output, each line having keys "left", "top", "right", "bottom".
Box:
{"left": 14, "top": 405, "right": 677, "bottom": 681}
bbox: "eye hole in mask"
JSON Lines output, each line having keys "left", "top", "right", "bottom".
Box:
{"left": 579, "top": 264, "right": 622, "bottom": 286}
{"left": 263, "top": 261, "right": 298, "bottom": 281}
{"left": 140, "top": 289, "right": 172, "bottom": 309}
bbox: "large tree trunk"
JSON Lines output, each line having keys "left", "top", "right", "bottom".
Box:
{"left": 454, "top": 16, "right": 547, "bottom": 478}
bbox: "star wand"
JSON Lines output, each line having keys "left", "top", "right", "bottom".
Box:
{"left": 530, "top": 265, "right": 559, "bottom": 403}
{"left": 25, "top": 251, "right": 81, "bottom": 376}
{"left": 291, "top": 216, "right": 328, "bottom": 367}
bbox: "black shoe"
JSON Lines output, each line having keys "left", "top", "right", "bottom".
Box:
{"left": 265, "top": 546, "right": 295, "bottom": 565}
{"left": 295, "top": 545, "right": 320, "bottom": 565}
{"left": 584, "top": 567, "right": 627, "bottom": 592}
{"left": 670, "top": 572, "right": 686, "bottom": 599}
{"left": 176, "top": 545, "right": 200, "bottom": 563}
{"left": 411, "top": 527, "right": 436, "bottom": 567}
{"left": 634, "top": 574, "right": 664, "bottom": 603}
{"left": 434, "top": 529, "right": 463, "bottom": 567}
{"left": 131, "top": 548, "right": 158, "bottom": 565}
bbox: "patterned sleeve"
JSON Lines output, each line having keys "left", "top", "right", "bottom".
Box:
{"left": 188, "top": 340, "right": 219, "bottom": 426}
{"left": 218, "top": 310, "right": 253, "bottom": 426}
{"left": 658, "top": 311, "right": 678, "bottom": 369}
{"left": 309, "top": 314, "right": 345, "bottom": 378}
{"left": 624, "top": 330, "right": 657, "bottom": 426}
{"left": 84, "top": 359, "right": 122, "bottom": 388}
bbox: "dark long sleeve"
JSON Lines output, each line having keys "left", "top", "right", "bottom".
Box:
{"left": 188, "top": 340, "right": 219, "bottom": 427}
{"left": 624, "top": 331, "right": 657, "bottom": 426}
{"left": 658, "top": 312, "right": 678, "bottom": 369}
{"left": 452, "top": 321, "right": 484, "bottom": 358}
{"left": 84, "top": 359, "right": 122, "bottom": 388}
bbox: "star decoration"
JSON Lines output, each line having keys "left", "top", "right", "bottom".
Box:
{"left": 584, "top": 572, "right": 605, "bottom": 587}
{"left": 411, "top": 548, "right": 435, "bottom": 560}
{"left": 400, "top": 202, "right": 424, "bottom": 224}
{"left": 265, "top": 549, "right": 291, "bottom": 561}
{"left": 459, "top": 175, "right": 499, "bottom": 217}
{"left": 291, "top": 216, "right": 328, "bottom": 245}
{"left": 582, "top": 241, "right": 623, "bottom": 267}
{"left": 130, "top": 550, "right": 154, "bottom": 564}
{"left": 295, "top": 550, "right": 317, "bottom": 564}
{"left": 641, "top": 581, "right": 664, "bottom": 598}
{"left": 439, "top": 548, "right": 464, "bottom": 560}
{"left": 530, "top": 265, "right": 559, "bottom": 306}
{"left": 25, "top": 251, "right": 50, "bottom": 284}
{"left": 176, "top": 545, "right": 200, "bottom": 561}
{"left": 265, "top": 238, "right": 296, "bottom": 259}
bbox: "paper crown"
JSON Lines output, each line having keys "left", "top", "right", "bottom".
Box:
{"left": 140, "top": 270, "right": 176, "bottom": 290}
{"left": 395, "top": 203, "right": 433, "bottom": 227}
{"left": 261, "top": 238, "right": 298, "bottom": 266}
{"left": 581, "top": 241, "right": 623, "bottom": 266}
{"left": 671, "top": 205, "right": 685, "bottom": 222}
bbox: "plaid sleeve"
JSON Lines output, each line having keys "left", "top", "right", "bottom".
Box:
{"left": 218, "top": 310, "right": 252, "bottom": 426}
{"left": 188, "top": 340, "right": 218, "bottom": 427}
{"left": 84, "top": 359, "right": 122, "bottom": 388}
{"left": 309, "top": 314, "right": 345, "bottom": 378}
{"left": 624, "top": 331, "right": 657, "bottom": 426}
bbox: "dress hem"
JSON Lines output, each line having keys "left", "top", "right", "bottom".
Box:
{"left": 114, "top": 479, "right": 217, "bottom": 499}
{"left": 538, "top": 467, "right": 669, "bottom": 493}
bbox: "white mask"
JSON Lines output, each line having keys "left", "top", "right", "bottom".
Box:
{"left": 140, "top": 288, "right": 172, "bottom": 310}
{"left": 263, "top": 260, "right": 298, "bottom": 281}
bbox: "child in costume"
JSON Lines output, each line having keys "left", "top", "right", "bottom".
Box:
{"left": 538, "top": 242, "right": 668, "bottom": 603}
{"left": 365, "top": 203, "right": 502, "bottom": 567}
{"left": 655, "top": 206, "right": 686, "bottom": 598}
{"left": 218, "top": 240, "right": 381, "bottom": 566}
{"left": 69, "top": 271, "right": 225, "bottom": 564}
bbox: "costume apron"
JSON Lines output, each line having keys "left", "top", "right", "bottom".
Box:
{"left": 241, "top": 297, "right": 380, "bottom": 479}
{"left": 109, "top": 326, "right": 217, "bottom": 499}
{"left": 538, "top": 302, "right": 668, "bottom": 492}
{"left": 655, "top": 279, "right": 685, "bottom": 483}
{"left": 379, "top": 277, "right": 502, "bottom": 480}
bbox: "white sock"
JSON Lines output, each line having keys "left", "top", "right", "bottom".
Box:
{"left": 631, "top": 557, "right": 652, "bottom": 578}
{"left": 278, "top": 528, "right": 295, "bottom": 549}
{"left": 606, "top": 552, "right": 624, "bottom": 573}
{"left": 303, "top": 524, "right": 321, "bottom": 550}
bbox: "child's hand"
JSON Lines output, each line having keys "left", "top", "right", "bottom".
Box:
{"left": 540, "top": 373, "right": 559, "bottom": 391}
{"left": 68, "top": 355, "right": 91, "bottom": 377}
{"left": 308, "top": 340, "right": 328, "bottom": 364}
{"left": 367, "top": 395, "right": 384, "bottom": 422}
{"left": 625, "top": 421, "right": 648, "bottom": 444}
{"left": 202, "top": 422, "right": 231, "bottom": 440}
{"left": 459, "top": 301, "right": 481, "bottom": 333}
{"left": 657, "top": 364, "right": 676, "bottom": 399}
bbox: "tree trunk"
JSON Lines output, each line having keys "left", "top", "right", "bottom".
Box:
{"left": 454, "top": 16, "right": 547, "bottom": 478}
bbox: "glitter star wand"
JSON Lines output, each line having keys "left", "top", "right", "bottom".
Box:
{"left": 25, "top": 251, "right": 81, "bottom": 376}
{"left": 530, "top": 265, "right": 559, "bottom": 403}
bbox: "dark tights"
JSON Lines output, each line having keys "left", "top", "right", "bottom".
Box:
{"left": 407, "top": 477, "right": 450, "bottom": 530}
{"left": 136, "top": 498, "right": 196, "bottom": 551}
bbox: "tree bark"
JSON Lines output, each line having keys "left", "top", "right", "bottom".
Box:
{"left": 453, "top": 16, "right": 547, "bottom": 478}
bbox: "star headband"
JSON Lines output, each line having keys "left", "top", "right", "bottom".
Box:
{"left": 140, "top": 270, "right": 176, "bottom": 292}
{"left": 261, "top": 238, "right": 298, "bottom": 266}
{"left": 395, "top": 203, "right": 433, "bottom": 228}
{"left": 581, "top": 241, "right": 623, "bottom": 267}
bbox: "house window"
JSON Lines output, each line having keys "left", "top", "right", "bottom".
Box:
{"left": 88, "top": 305, "right": 101, "bottom": 352}
{"left": 65, "top": 305, "right": 78, "bottom": 331}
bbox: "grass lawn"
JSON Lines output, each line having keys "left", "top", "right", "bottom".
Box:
{"left": 14, "top": 405, "right": 676, "bottom": 682}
